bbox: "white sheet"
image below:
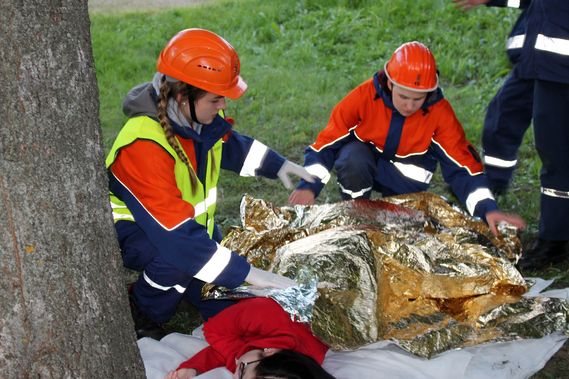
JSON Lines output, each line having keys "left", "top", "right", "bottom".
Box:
{"left": 138, "top": 279, "right": 569, "bottom": 379}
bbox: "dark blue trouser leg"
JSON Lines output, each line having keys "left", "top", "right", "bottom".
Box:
{"left": 482, "top": 68, "right": 534, "bottom": 193}
{"left": 533, "top": 79, "right": 569, "bottom": 241}
{"left": 334, "top": 140, "right": 377, "bottom": 200}
{"left": 116, "top": 221, "right": 234, "bottom": 323}
{"left": 131, "top": 257, "right": 191, "bottom": 324}
{"left": 334, "top": 140, "right": 433, "bottom": 199}
{"left": 374, "top": 156, "right": 433, "bottom": 196}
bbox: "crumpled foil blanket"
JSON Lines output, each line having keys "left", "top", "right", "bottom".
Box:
{"left": 204, "top": 193, "right": 569, "bottom": 357}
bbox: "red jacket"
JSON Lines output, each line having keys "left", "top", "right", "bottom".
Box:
{"left": 177, "top": 298, "right": 329, "bottom": 373}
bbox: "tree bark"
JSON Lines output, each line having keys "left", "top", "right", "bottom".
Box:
{"left": 0, "top": 1, "right": 145, "bottom": 377}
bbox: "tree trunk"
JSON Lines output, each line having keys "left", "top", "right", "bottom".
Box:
{"left": 0, "top": 1, "right": 145, "bottom": 377}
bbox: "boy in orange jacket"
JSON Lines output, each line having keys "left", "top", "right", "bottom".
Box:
{"left": 289, "top": 41, "right": 524, "bottom": 236}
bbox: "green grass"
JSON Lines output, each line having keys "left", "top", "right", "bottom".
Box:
{"left": 91, "top": 0, "right": 544, "bottom": 267}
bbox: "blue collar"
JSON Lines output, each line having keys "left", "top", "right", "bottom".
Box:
{"left": 171, "top": 114, "right": 232, "bottom": 146}
{"left": 372, "top": 71, "right": 445, "bottom": 114}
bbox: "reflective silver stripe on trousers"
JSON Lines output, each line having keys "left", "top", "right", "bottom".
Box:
{"left": 306, "top": 163, "right": 331, "bottom": 184}
{"left": 507, "top": 34, "right": 525, "bottom": 50}
{"left": 541, "top": 187, "right": 569, "bottom": 199}
{"left": 535, "top": 34, "right": 569, "bottom": 56}
{"left": 483, "top": 155, "right": 517, "bottom": 168}
{"left": 143, "top": 271, "right": 187, "bottom": 293}
{"left": 338, "top": 182, "right": 372, "bottom": 199}
{"left": 240, "top": 140, "right": 268, "bottom": 176}
{"left": 393, "top": 161, "right": 433, "bottom": 184}
{"left": 466, "top": 188, "right": 495, "bottom": 216}
{"left": 194, "top": 244, "right": 232, "bottom": 283}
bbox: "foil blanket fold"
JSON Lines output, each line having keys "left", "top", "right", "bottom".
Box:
{"left": 206, "top": 193, "right": 569, "bottom": 357}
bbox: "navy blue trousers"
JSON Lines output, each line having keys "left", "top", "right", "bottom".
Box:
{"left": 334, "top": 140, "right": 430, "bottom": 200}
{"left": 533, "top": 79, "right": 569, "bottom": 241}
{"left": 482, "top": 68, "right": 534, "bottom": 191}
{"left": 116, "top": 221, "right": 235, "bottom": 324}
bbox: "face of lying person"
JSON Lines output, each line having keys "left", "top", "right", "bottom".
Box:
{"left": 233, "top": 348, "right": 280, "bottom": 379}
{"left": 388, "top": 81, "right": 428, "bottom": 117}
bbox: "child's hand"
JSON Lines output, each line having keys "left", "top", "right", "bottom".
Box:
{"left": 485, "top": 210, "right": 526, "bottom": 237}
{"left": 164, "top": 368, "right": 198, "bottom": 379}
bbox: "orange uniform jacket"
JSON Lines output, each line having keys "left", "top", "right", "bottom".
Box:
{"left": 297, "top": 71, "right": 498, "bottom": 219}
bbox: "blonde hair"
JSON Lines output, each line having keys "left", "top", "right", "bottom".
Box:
{"left": 156, "top": 79, "right": 202, "bottom": 193}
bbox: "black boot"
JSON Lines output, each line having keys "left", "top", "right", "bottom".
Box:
{"left": 129, "top": 294, "right": 167, "bottom": 340}
{"left": 517, "top": 239, "right": 569, "bottom": 271}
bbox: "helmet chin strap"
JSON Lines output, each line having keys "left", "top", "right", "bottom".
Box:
{"left": 189, "top": 100, "right": 201, "bottom": 125}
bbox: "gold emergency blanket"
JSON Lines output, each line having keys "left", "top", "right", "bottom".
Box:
{"left": 220, "top": 193, "right": 569, "bottom": 357}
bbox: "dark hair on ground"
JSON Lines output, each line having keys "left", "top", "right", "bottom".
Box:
{"left": 254, "top": 350, "right": 336, "bottom": 379}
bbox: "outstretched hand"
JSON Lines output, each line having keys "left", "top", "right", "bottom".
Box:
{"left": 164, "top": 368, "right": 198, "bottom": 379}
{"left": 485, "top": 210, "right": 526, "bottom": 237}
{"left": 277, "top": 160, "right": 315, "bottom": 189}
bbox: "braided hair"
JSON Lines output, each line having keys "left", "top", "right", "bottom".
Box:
{"left": 156, "top": 78, "right": 204, "bottom": 194}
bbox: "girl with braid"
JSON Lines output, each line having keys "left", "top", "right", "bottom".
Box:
{"left": 105, "top": 29, "right": 314, "bottom": 340}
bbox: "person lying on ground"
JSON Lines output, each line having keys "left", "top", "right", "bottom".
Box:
{"left": 164, "top": 297, "right": 334, "bottom": 379}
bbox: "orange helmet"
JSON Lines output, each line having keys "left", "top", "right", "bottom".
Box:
{"left": 157, "top": 28, "right": 247, "bottom": 99}
{"left": 384, "top": 41, "right": 438, "bottom": 92}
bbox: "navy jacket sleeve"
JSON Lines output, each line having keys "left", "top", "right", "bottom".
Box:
{"left": 220, "top": 130, "right": 286, "bottom": 179}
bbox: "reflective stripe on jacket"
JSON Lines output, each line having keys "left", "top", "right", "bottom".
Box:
{"left": 517, "top": 0, "right": 569, "bottom": 84}
{"left": 487, "top": 0, "right": 531, "bottom": 63}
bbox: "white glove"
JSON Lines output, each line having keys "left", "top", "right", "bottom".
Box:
{"left": 245, "top": 266, "right": 297, "bottom": 289}
{"left": 277, "top": 160, "right": 316, "bottom": 189}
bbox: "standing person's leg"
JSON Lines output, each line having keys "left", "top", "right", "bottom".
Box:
{"left": 482, "top": 68, "right": 534, "bottom": 194}
{"left": 334, "top": 140, "right": 377, "bottom": 200}
{"left": 519, "top": 79, "right": 569, "bottom": 269}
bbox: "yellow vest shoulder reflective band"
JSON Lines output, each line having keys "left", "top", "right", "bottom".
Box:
{"left": 105, "top": 116, "right": 222, "bottom": 237}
